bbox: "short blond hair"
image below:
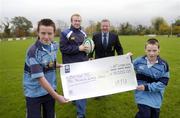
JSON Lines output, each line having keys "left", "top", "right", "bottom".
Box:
{"left": 71, "top": 13, "right": 81, "bottom": 22}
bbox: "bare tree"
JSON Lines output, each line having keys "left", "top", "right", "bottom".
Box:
{"left": 11, "top": 16, "right": 33, "bottom": 37}
{"left": 1, "top": 17, "right": 11, "bottom": 38}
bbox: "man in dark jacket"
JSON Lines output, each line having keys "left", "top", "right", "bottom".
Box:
{"left": 89, "top": 19, "right": 123, "bottom": 59}
{"left": 60, "top": 13, "right": 88, "bottom": 118}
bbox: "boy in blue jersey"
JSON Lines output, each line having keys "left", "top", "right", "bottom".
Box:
{"left": 23, "top": 19, "right": 68, "bottom": 118}
{"left": 133, "top": 38, "right": 170, "bottom": 118}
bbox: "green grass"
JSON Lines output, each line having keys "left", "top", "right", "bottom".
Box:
{"left": 0, "top": 36, "right": 180, "bottom": 118}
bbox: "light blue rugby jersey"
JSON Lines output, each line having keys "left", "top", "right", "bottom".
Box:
{"left": 23, "top": 40, "right": 58, "bottom": 97}
{"left": 133, "top": 56, "right": 170, "bottom": 108}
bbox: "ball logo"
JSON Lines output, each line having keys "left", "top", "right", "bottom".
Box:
{"left": 83, "top": 38, "right": 95, "bottom": 54}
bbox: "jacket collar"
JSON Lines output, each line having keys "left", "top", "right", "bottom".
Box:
{"left": 35, "top": 39, "right": 53, "bottom": 51}
{"left": 143, "top": 55, "right": 162, "bottom": 64}
{"left": 70, "top": 25, "right": 81, "bottom": 32}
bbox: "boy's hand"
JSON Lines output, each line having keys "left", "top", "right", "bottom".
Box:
{"left": 136, "top": 85, "right": 145, "bottom": 91}
{"left": 126, "top": 52, "right": 133, "bottom": 56}
{"left": 56, "top": 95, "right": 69, "bottom": 104}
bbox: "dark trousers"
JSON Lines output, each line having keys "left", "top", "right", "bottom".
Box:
{"left": 26, "top": 94, "right": 55, "bottom": 118}
{"left": 135, "top": 104, "right": 160, "bottom": 118}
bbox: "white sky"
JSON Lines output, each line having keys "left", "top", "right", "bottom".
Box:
{"left": 1, "top": 0, "right": 180, "bottom": 27}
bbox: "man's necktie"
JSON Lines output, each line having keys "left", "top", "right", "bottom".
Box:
{"left": 103, "top": 33, "right": 107, "bottom": 49}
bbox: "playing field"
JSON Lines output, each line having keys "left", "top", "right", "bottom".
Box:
{"left": 0, "top": 36, "right": 180, "bottom": 118}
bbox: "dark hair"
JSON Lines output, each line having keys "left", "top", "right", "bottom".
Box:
{"left": 101, "top": 19, "right": 110, "bottom": 23}
{"left": 37, "top": 19, "right": 56, "bottom": 33}
{"left": 145, "top": 38, "right": 160, "bottom": 49}
{"left": 101, "top": 19, "right": 110, "bottom": 25}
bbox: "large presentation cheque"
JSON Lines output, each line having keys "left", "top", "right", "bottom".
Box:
{"left": 60, "top": 55, "right": 137, "bottom": 101}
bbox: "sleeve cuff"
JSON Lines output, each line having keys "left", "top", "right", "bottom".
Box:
{"left": 31, "top": 72, "right": 44, "bottom": 79}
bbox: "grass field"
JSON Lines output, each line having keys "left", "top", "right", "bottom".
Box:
{"left": 0, "top": 36, "right": 180, "bottom": 118}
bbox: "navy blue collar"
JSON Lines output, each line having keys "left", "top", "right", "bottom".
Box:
{"left": 35, "top": 40, "right": 43, "bottom": 50}
{"left": 70, "top": 25, "right": 81, "bottom": 32}
{"left": 35, "top": 40, "right": 53, "bottom": 51}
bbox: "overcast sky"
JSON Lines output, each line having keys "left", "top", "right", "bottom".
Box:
{"left": 1, "top": 0, "right": 180, "bottom": 27}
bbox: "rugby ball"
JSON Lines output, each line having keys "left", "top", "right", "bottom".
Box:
{"left": 83, "top": 38, "right": 94, "bottom": 54}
